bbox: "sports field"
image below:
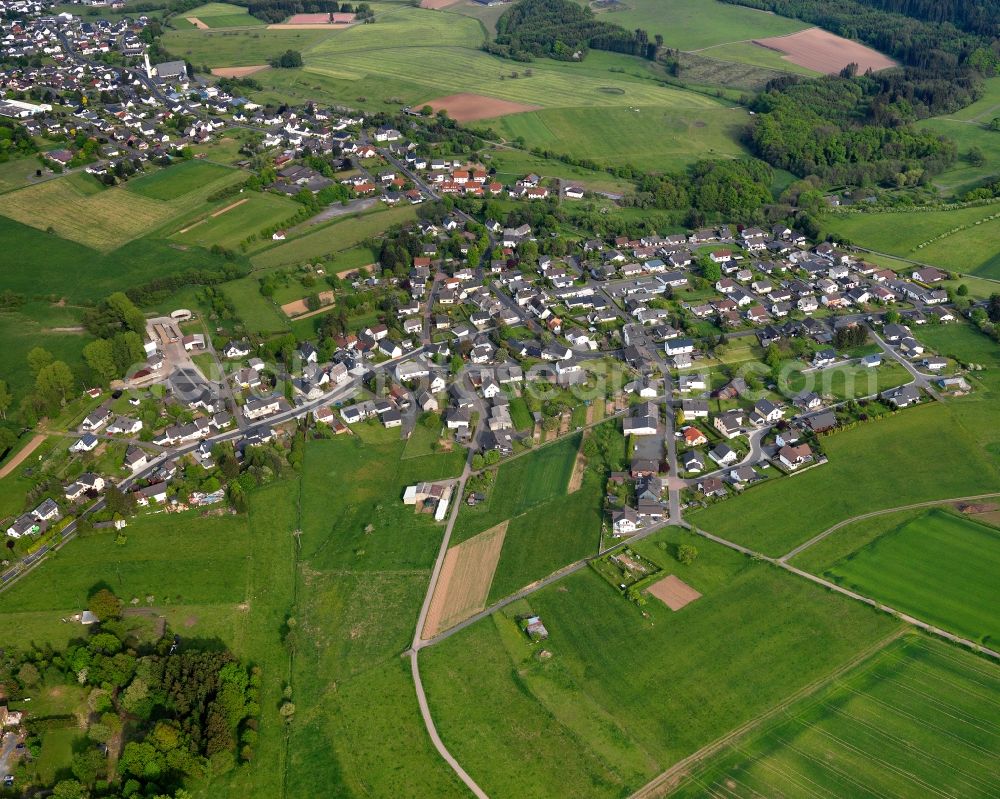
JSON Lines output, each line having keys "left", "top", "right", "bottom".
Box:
{"left": 822, "top": 204, "right": 1000, "bottom": 279}
{"left": 671, "top": 635, "right": 1000, "bottom": 798}
{"left": 420, "top": 528, "right": 902, "bottom": 798}
{"left": 822, "top": 509, "right": 1000, "bottom": 644}
{"left": 126, "top": 160, "right": 235, "bottom": 200}
{"left": 689, "top": 401, "right": 1000, "bottom": 557}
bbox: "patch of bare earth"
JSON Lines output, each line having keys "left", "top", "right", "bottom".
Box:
{"left": 568, "top": 442, "right": 587, "bottom": 494}
{"left": 281, "top": 289, "right": 334, "bottom": 317}
{"left": 422, "top": 521, "right": 508, "bottom": 638}
{"left": 211, "top": 65, "right": 270, "bottom": 78}
{"left": 186, "top": 16, "right": 209, "bottom": 29}
{"left": 418, "top": 93, "right": 542, "bottom": 123}
{"left": 752, "top": 28, "right": 896, "bottom": 74}
{"left": 648, "top": 574, "right": 701, "bottom": 611}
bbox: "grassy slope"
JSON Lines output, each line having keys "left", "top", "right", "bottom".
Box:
{"left": 162, "top": 28, "right": 334, "bottom": 67}
{"left": 822, "top": 509, "right": 1000, "bottom": 644}
{"left": 421, "top": 528, "right": 901, "bottom": 798}
{"left": 126, "top": 160, "right": 235, "bottom": 200}
{"left": 671, "top": 634, "right": 1000, "bottom": 798}
{"left": 173, "top": 192, "right": 297, "bottom": 250}
{"left": 574, "top": 0, "right": 808, "bottom": 51}
{"left": 688, "top": 400, "right": 1000, "bottom": 557}
{"left": 822, "top": 204, "right": 1000, "bottom": 279}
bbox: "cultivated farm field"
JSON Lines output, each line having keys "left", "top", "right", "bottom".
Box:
{"left": 822, "top": 509, "right": 1000, "bottom": 645}
{"left": 671, "top": 635, "right": 1000, "bottom": 798}
{"left": 421, "top": 529, "right": 902, "bottom": 798}
{"left": 481, "top": 104, "right": 749, "bottom": 171}
{"left": 126, "top": 159, "right": 235, "bottom": 200}
{"left": 822, "top": 204, "right": 1000, "bottom": 279}
{"left": 688, "top": 400, "right": 1000, "bottom": 557}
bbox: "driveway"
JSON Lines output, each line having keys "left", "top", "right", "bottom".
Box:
{"left": 0, "top": 732, "right": 17, "bottom": 780}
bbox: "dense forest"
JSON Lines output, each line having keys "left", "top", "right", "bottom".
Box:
{"left": 721, "top": 0, "right": 1000, "bottom": 73}
{"left": 0, "top": 590, "right": 259, "bottom": 798}
{"left": 748, "top": 73, "right": 959, "bottom": 186}
{"left": 487, "top": 0, "right": 661, "bottom": 62}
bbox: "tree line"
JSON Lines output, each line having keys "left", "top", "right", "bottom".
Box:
{"left": 244, "top": 0, "right": 369, "bottom": 23}
{"left": 488, "top": 0, "right": 661, "bottom": 62}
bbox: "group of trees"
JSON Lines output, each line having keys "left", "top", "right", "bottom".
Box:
{"left": 0, "top": 590, "right": 258, "bottom": 798}
{"left": 489, "top": 0, "right": 661, "bottom": 62}
{"left": 81, "top": 293, "right": 148, "bottom": 386}
{"left": 748, "top": 73, "right": 960, "bottom": 187}
{"left": 270, "top": 49, "right": 303, "bottom": 69}
{"left": 721, "top": 0, "right": 999, "bottom": 74}
{"left": 245, "top": 0, "right": 365, "bottom": 23}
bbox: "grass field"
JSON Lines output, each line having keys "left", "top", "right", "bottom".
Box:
{"left": 694, "top": 40, "right": 819, "bottom": 75}
{"left": 250, "top": 204, "right": 418, "bottom": 268}
{"left": 222, "top": 275, "right": 290, "bottom": 333}
{"left": 688, "top": 400, "right": 1000, "bottom": 557}
{"left": 481, "top": 105, "right": 749, "bottom": 170}
{"left": 0, "top": 175, "right": 178, "bottom": 251}
{"left": 452, "top": 433, "right": 582, "bottom": 543}
{"left": 0, "top": 216, "right": 245, "bottom": 303}
{"left": 0, "top": 156, "right": 40, "bottom": 193}
{"left": 822, "top": 204, "right": 1000, "bottom": 279}
{"left": 421, "top": 528, "right": 901, "bottom": 798}
{"left": 575, "top": 0, "right": 808, "bottom": 52}
{"left": 162, "top": 28, "right": 334, "bottom": 67}
{"left": 484, "top": 146, "right": 635, "bottom": 193}
{"left": 782, "top": 359, "right": 912, "bottom": 402}
{"left": 821, "top": 509, "right": 1000, "bottom": 645}
{"left": 172, "top": 191, "right": 297, "bottom": 249}
{"left": 671, "top": 634, "right": 1000, "bottom": 798}
{"left": 126, "top": 160, "right": 235, "bottom": 201}
{"left": 184, "top": 2, "right": 264, "bottom": 27}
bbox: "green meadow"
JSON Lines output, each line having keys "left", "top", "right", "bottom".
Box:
{"left": 671, "top": 635, "right": 1000, "bottom": 798}
{"left": 823, "top": 509, "right": 1000, "bottom": 645}
{"left": 689, "top": 400, "right": 1000, "bottom": 557}
{"left": 822, "top": 203, "right": 1000, "bottom": 279}
{"left": 421, "top": 528, "right": 901, "bottom": 798}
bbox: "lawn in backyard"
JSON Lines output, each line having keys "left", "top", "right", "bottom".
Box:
{"left": 670, "top": 634, "right": 1000, "bottom": 799}
{"left": 420, "top": 527, "right": 901, "bottom": 799}
{"left": 688, "top": 400, "right": 1000, "bottom": 557}
{"left": 821, "top": 509, "right": 1000, "bottom": 645}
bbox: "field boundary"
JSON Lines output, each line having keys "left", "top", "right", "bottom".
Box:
{"left": 781, "top": 491, "right": 1000, "bottom": 562}
{"left": 0, "top": 433, "right": 46, "bottom": 479}
{"left": 629, "top": 626, "right": 908, "bottom": 799}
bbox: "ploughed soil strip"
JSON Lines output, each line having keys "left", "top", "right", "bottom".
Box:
{"left": 647, "top": 574, "right": 701, "bottom": 611}
{"left": 423, "top": 521, "right": 509, "bottom": 638}
{"left": 753, "top": 28, "right": 896, "bottom": 74}
{"left": 418, "top": 93, "right": 542, "bottom": 123}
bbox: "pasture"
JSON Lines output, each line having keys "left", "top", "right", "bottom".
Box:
{"left": 822, "top": 204, "right": 1000, "bottom": 279}
{"left": 161, "top": 28, "right": 333, "bottom": 67}
{"left": 452, "top": 433, "right": 581, "bottom": 543}
{"left": 420, "top": 528, "right": 901, "bottom": 798}
{"left": 250, "top": 204, "right": 418, "bottom": 268}
{"left": 172, "top": 191, "right": 297, "bottom": 249}
{"left": 576, "top": 0, "right": 808, "bottom": 52}
{"left": 222, "top": 275, "right": 291, "bottom": 333}
{"left": 823, "top": 509, "right": 1000, "bottom": 645}
{"left": 481, "top": 105, "right": 749, "bottom": 170}
{"left": 688, "top": 400, "right": 1000, "bottom": 557}
{"left": 183, "top": 2, "right": 264, "bottom": 27}
{"left": 126, "top": 160, "right": 235, "bottom": 200}
{"left": 671, "top": 635, "right": 1000, "bottom": 799}
{"left": 0, "top": 216, "right": 242, "bottom": 304}
{"left": 0, "top": 176, "right": 177, "bottom": 251}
